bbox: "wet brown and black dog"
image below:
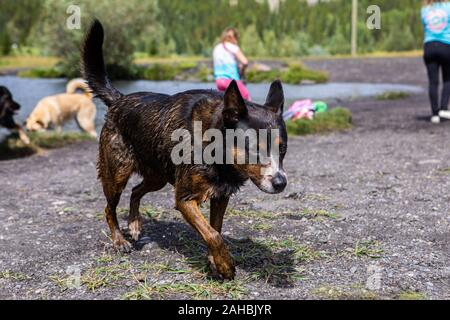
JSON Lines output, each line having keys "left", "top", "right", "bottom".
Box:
{"left": 0, "top": 86, "right": 30, "bottom": 145}
{"left": 82, "top": 20, "right": 288, "bottom": 280}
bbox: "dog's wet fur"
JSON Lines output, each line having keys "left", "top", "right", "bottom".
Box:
{"left": 82, "top": 20, "right": 288, "bottom": 279}
{"left": 0, "top": 86, "right": 30, "bottom": 145}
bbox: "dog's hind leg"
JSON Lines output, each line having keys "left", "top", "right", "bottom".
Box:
{"left": 102, "top": 176, "right": 132, "bottom": 253}
{"left": 99, "top": 136, "right": 134, "bottom": 253}
{"left": 128, "top": 177, "right": 167, "bottom": 241}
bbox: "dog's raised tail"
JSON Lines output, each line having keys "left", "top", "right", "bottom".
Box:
{"left": 81, "top": 20, "right": 122, "bottom": 107}
{"left": 66, "top": 78, "right": 94, "bottom": 99}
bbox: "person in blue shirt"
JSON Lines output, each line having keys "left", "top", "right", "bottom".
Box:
{"left": 422, "top": 0, "right": 450, "bottom": 123}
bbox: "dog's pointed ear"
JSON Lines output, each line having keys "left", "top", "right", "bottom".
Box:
{"left": 223, "top": 80, "right": 248, "bottom": 127}
{"left": 265, "top": 80, "right": 284, "bottom": 114}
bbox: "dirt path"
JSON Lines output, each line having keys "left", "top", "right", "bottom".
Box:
{"left": 0, "top": 57, "right": 449, "bottom": 300}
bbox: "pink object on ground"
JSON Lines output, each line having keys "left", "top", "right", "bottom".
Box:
{"left": 216, "top": 78, "right": 251, "bottom": 101}
{"left": 292, "top": 108, "right": 314, "bottom": 120}
{"left": 288, "top": 99, "right": 314, "bottom": 113}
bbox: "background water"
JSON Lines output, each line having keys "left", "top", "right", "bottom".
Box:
{"left": 0, "top": 76, "right": 424, "bottom": 138}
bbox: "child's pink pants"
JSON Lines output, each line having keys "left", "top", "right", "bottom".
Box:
{"left": 216, "top": 78, "right": 251, "bottom": 101}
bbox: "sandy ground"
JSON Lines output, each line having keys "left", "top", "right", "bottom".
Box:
{"left": 0, "top": 57, "right": 449, "bottom": 300}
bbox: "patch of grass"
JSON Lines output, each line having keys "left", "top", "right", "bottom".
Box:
{"left": 246, "top": 69, "right": 280, "bottom": 83}
{"left": 228, "top": 208, "right": 278, "bottom": 220}
{"left": 250, "top": 222, "right": 273, "bottom": 232}
{"left": 115, "top": 206, "right": 165, "bottom": 220}
{"left": 398, "top": 291, "right": 427, "bottom": 300}
{"left": 246, "top": 62, "right": 328, "bottom": 84}
{"left": 354, "top": 240, "right": 384, "bottom": 259}
{"left": 232, "top": 237, "right": 321, "bottom": 285}
{"left": 29, "top": 131, "right": 95, "bottom": 149}
{"left": 286, "top": 107, "right": 352, "bottom": 136}
{"left": 62, "top": 207, "right": 77, "bottom": 214}
{"left": 141, "top": 206, "right": 165, "bottom": 219}
{"left": 196, "top": 65, "right": 213, "bottom": 82}
{"left": 18, "top": 65, "right": 66, "bottom": 78}
{"left": 138, "top": 61, "right": 202, "bottom": 81}
{"left": 298, "top": 208, "right": 340, "bottom": 220}
{"left": 0, "top": 132, "right": 95, "bottom": 160}
{"left": 259, "top": 237, "right": 323, "bottom": 263}
{"left": 95, "top": 254, "right": 115, "bottom": 264}
{"left": 376, "top": 91, "right": 409, "bottom": 101}
{"left": 0, "top": 271, "right": 31, "bottom": 281}
{"left": 437, "top": 167, "right": 450, "bottom": 174}
{"left": 0, "top": 55, "right": 58, "bottom": 72}
{"left": 50, "top": 259, "right": 134, "bottom": 292}
{"left": 249, "top": 264, "right": 306, "bottom": 284}
{"left": 81, "top": 262, "right": 132, "bottom": 292}
{"left": 123, "top": 280, "right": 247, "bottom": 300}
{"left": 281, "top": 63, "right": 329, "bottom": 84}
{"left": 313, "top": 285, "right": 379, "bottom": 300}
{"left": 139, "top": 63, "right": 181, "bottom": 81}
{"left": 134, "top": 55, "right": 206, "bottom": 65}
{"left": 174, "top": 233, "right": 313, "bottom": 287}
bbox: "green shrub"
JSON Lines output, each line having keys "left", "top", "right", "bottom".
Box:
{"left": 140, "top": 64, "right": 179, "bottom": 81}
{"left": 28, "top": 131, "right": 95, "bottom": 149}
{"left": 31, "top": 0, "right": 159, "bottom": 80}
{"left": 246, "top": 69, "right": 280, "bottom": 83}
{"left": 18, "top": 65, "right": 66, "bottom": 78}
{"left": 247, "top": 63, "right": 328, "bottom": 84}
{"left": 286, "top": 107, "right": 352, "bottom": 136}
{"left": 281, "top": 63, "right": 329, "bottom": 84}
{"left": 376, "top": 91, "right": 409, "bottom": 101}
{"left": 197, "top": 65, "right": 213, "bottom": 82}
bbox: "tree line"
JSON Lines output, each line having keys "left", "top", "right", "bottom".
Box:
{"left": 0, "top": 0, "right": 424, "bottom": 57}
{"left": 0, "top": 0, "right": 424, "bottom": 78}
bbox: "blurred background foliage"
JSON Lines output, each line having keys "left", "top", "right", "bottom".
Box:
{"left": 0, "top": 0, "right": 423, "bottom": 77}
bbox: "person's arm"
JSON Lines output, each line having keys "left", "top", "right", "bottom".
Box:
{"left": 235, "top": 50, "right": 248, "bottom": 66}
{"left": 235, "top": 50, "right": 249, "bottom": 78}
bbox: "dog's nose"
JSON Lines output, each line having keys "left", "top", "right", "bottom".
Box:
{"left": 272, "top": 172, "right": 287, "bottom": 192}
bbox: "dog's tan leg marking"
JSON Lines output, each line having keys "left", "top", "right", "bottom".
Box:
{"left": 208, "top": 197, "right": 230, "bottom": 276}
{"left": 128, "top": 178, "right": 167, "bottom": 241}
{"left": 176, "top": 199, "right": 236, "bottom": 280}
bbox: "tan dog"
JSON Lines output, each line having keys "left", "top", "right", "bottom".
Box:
{"left": 25, "top": 79, "right": 97, "bottom": 138}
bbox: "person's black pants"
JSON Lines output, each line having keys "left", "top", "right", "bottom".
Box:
{"left": 424, "top": 41, "right": 450, "bottom": 116}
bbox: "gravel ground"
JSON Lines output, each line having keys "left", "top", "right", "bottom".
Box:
{"left": 0, "top": 57, "right": 449, "bottom": 300}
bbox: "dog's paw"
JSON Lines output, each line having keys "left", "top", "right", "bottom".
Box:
{"left": 209, "top": 248, "right": 236, "bottom": 280}
{"left": 19, "top": 132, "right": 30, "bottom": 145}
{"left": 113, "top": 237, "right": 133, "bottom": 253}
{"left": 128, "top": 219, "right": 142, "bottom": 242}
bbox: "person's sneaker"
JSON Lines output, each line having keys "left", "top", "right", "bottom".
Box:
{"left": 439, "top": 110, "right": 450, "bottom": 119}
{"left": 431, "top": 115, "right": 441, "bottom": 124}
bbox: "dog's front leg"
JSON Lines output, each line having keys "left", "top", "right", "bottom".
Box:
{"left": 176, "top": 199, "right": 236, "bottom": 280}
{"left": 15, "top": 125, "right": 30, "bottom": 145}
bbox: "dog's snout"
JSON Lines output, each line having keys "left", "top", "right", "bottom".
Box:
{"left": 272, "top": 172, "right": 287, "bottom": 192}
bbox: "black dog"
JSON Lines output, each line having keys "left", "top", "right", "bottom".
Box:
{"left": 82, "top": 20, "right": 288, "bottom": 280}
{"left": 0, "top": 86, "right": 30, "bottom": 144}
